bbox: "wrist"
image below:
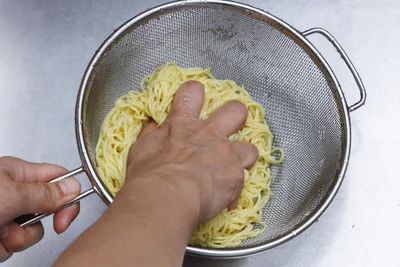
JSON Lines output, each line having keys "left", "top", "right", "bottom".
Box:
{"left": 112, "top": 173, "right": 201, "bottom": 233}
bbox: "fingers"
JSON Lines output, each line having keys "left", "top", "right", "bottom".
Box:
{"left": 0, "top": 221, "right": 44, "bottom": 253}
{"left": 206, "top": 101, "right": 248, "bottom": 137}
{"left": 233, "top": 142, "right": 259, "bottom": 168}
{"left": 227, "top": 142, "right": 258, "bottom": 211}
{"left": 0, "top": 204, "right": 80, "bottom": 261}
{"left": 167, "top": 81, "right": 205, "bottom": 119}
{"left": 0, "top": 157, "right": 80, "bottom": 262}
{"left": 53, "top": 203, "right": 80, "bottom": 234}
{"left": 0, "top": 156, "right": 69, "bottom": 183}
{"left": 15, "top": 177, "right": 81, "bottom": 215}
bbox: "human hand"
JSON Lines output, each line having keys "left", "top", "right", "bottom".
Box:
{"left": 126, "top": 81, "right": 258, "bottom": 225}
{"left": 0, "top": 157, "right": 81, "bottom": 262}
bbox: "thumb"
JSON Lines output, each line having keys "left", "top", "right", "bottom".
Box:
{"left": 17, "top": 177, "right": 81, "bottom": 215}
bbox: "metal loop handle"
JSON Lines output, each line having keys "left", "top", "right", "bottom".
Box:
{"left": 16, "top": 167, "right": 96, "bottom": 228}
{"left": 303, "top": 28, "right": 367, "bottom": 112}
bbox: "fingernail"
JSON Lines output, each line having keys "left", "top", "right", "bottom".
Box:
{"left": 59, "top": 178, "right": 80, "bottom": 195}
{"left": 0, "top": 225, "right": 9, "bottom": 239}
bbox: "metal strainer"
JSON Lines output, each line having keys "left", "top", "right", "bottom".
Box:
{"left": 20, "top": 0, "right": 366, "bottom": 258}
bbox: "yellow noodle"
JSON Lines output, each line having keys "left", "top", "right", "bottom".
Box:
{"left": 95, "top": 62, "right": 283, "bottom": 248}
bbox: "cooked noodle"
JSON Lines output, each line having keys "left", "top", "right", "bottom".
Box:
{"left": 95, "top": 62, "right": 283, "bottom": 247}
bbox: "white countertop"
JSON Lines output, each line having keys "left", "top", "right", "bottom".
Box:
{"left": 1, "top": 0, "right": 399, "bottom": 266}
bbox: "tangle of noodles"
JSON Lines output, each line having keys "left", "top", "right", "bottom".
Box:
{"left": 95, "top": 62, "right": 283, "bottom": 248}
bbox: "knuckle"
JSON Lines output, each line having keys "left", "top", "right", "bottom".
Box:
{"left": 226, "top": 143, "right": 238, "bottom": 158}
{"left": 229, "top": 143, "right": 238, "bottom": 154}
{"left": 214, "top": 142, "right": 242, "bottom": 163}
{"left": 163, "top": 117, "right": 188, "bottom": 135}
{"left": 219, "top": 142, "right": 235, "bottom": 155}
{"left": 37, "top": 184, "right": 57, "bottom": 210}
{"left": 201, "top": 122, "right": 217, "bottom": 136}
{"left": 166, "top": 114, "right": 189, "bottom": 125}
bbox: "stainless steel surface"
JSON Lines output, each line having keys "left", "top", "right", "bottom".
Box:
{"left": 76, "top": 0, "right": 358, "bottom": 257}
{"left": 0, "top": 0, "right": 399, "bottom": 266}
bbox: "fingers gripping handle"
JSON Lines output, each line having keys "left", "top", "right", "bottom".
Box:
{"left": 15, "top": 167, "right": 95, "bottom": 228}
{"left": 303, "top": 28, "right": 366, "bottom": 112}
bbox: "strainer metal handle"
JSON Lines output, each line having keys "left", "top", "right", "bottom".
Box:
{"left": 303, "top": 28, "right": 367, "bottom": 112}
{"left": 16, "top": 167, "right": 96, "bottom": 228}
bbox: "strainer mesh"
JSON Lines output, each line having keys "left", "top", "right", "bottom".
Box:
{"left": 82, "top": 5, "right": 343, "bottom": 248}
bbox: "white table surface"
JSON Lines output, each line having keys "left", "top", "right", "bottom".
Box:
{"left": 0, "top": 0, "right": 399, "bottom": 266}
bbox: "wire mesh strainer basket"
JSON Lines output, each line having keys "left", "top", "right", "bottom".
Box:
{"left": 19, "top": 0, "right": 366, "bottom": 258}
